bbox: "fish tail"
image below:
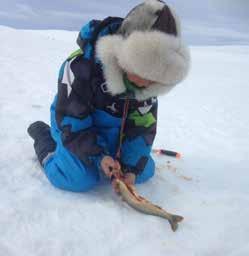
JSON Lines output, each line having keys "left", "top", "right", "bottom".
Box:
{"left": 169, "top": 215, "right": 184, "bottom": 232}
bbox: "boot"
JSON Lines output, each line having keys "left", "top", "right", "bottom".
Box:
{"left": 27, "top": 121, "right": 56, "bottom": 165}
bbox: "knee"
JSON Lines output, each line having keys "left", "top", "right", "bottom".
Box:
{"left": 44, "top": 158, "right": 98, "bottom": 192}
{"left": 135, "top": 157, "right": 155, "bottom": 184}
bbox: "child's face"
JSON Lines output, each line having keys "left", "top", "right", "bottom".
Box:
{"left": 126, "top": 72, "right": 154, "bottom": 88}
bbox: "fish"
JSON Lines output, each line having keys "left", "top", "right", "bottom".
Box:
{"left": 115, "top": 178, "right": 184, "bottom": 232}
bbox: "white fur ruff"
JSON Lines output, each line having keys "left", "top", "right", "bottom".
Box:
{"left": 96, "top": 29, "right": 190, "bottom": 101}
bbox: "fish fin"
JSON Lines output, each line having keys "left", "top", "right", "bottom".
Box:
{"left": 169, "top": 215, "right": 184, "bottom": 232}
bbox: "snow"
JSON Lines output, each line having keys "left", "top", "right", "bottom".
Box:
{"left": 0, "top": 26, "right": 249, "bottom": 256}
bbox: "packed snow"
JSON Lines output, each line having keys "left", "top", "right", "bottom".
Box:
{"left": 0, "top": 26, "right": 249, "bottom": 256}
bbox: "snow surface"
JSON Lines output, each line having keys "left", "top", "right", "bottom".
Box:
{"left": 0, "top": 26, "right": 249, "bottom": 256}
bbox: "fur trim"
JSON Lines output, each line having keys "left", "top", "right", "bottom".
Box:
{"left": 117, "top": 30, "right": 190, "bottom": 86}
{"left": 96, "top": 35, "right": 126, "bottom": 95}
{"left": 168, "top": 6, "right": 182, "bottom": 36}
{"left": 96, "top": 2, "right": 191, "bottom": 101}
{"left": 145, "top": 0, "right": 165, "bottom": 11}
{"left": 118, "top": 1, "right": 163, "bottom": 37}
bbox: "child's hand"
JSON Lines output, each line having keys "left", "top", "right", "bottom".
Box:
{"left": 100, "top": 156, "right": 121, "bottom": 178}
{"left": 123, "top": 172, "right": 136, "bottom": 186}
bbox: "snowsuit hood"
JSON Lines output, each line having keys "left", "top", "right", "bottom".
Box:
{"left": 96, "top": 0, "right": 191, "bottom": 101}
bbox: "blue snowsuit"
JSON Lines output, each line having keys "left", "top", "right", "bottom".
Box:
{"left": 43, "top": 18, "right": 157, "bottom": 192}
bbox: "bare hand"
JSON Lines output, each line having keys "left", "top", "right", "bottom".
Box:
{"left": 123, "top": 172, "right": 136, "bottom": 186}
{"left": 100, "top": 156, "right": 121, "bottom": 178}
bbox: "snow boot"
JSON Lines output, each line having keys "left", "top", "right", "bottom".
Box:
{"left": 27, "top": 121, "right": 56, "bottom": 165}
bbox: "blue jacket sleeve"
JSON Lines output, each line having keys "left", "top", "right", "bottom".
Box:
{"left": 120, "top": 99, "right": 158, "bottom": 175}
{"left": 55, "top": 53, "right": 108, "bottom": 168}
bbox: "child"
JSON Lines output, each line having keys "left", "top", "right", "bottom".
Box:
{"left": 27, "top": 0, "right": 190, "bottom": 192}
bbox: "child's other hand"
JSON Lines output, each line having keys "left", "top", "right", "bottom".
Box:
{"left": 123, "top": 172, "right": 136, "bottom": 186}
{"left": 100, "top": 156, "right": 120, "bottom": 178}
